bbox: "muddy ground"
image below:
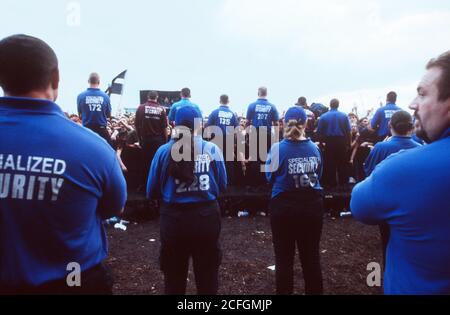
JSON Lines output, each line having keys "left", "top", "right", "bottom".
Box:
{"left": 106, "top": 213, "right": 383, "bottom": 295}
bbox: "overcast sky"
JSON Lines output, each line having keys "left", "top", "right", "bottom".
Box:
{"left": 1, "top": 0, "right": 450, "bottom": 117}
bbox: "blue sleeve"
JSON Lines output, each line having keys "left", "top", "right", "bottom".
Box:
{"left": 194, "top": 104, "right": 202, "bottom": 116}
{"left": 97, "top": 153, "right": 127, "bottom": 219}
{"left": 246, "top": 104, "right": 254, "bottom": 121}
{"left": 265, "top": 144, "right": 280, "bottom": 184}
{"left": 232, "top": 113, "right": 239, "bottom": 127}
{"left": 146, "top": 147, "right": 164, "bottom": 199}
{"left": 351, "top": 165, "right": 394, "bottom": 225}
{"left": 211, "top": 144, "right": 227, "bottom": 191}
{"left": 207, "top": 111, "right": 216, "bottom": 127}
{"left": 168, "top": 105, "right": 177, "bottom": 122}
{"left": 77, "top": 94, "right": 83, "bottom": 115}
{"left": 350, "top": 177, "right": 381, "bottom": 225}
{"left": 317, "top": 117, "right": 326, "bottom": 137}
{"left": 272, "top": 106, "right": 280, "bottom": 123}
{"left": 317, "top": 145, "right": 324, "bottom": 180}
{"left": 105, "top": 96, "right": 112, "bottom": 117}
{"left": 344, "top": 116, "right": 351, "bottom": 133}
{"left": 371, "top": 109, "right": 382, "bottom": 129}
{"left": 364, "top": 147, "right": 378, "bottom": 177}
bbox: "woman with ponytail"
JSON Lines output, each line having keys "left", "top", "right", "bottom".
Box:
{"left": 266, "top": 106, "right": 325, "bottom": 295}
{"left": 146, "top": 106, "right": 227, "bottom": 295}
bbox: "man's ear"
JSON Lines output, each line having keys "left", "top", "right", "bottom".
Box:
{"left": 51, "top": 68, "right": 60, "bottom": 90}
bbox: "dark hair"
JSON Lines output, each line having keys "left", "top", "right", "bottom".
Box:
{"left": 330, "top": 99, "right": 340, "bottom": 109}
{"left": 181, "top": 88, "right": 191, "bottom": 98}
{"left": 387, "top": 91, "right": 397, "bottom": 103}
{"left": 88, "top": 73, "right": 100, "bottom": 85}
{"left": 0, "top": 34, "right": 58, "bottom": 95}
{"left": 427, "top": 50, "right": 450, "bottom": 102}
{"left": 297, "top": 97, "right": 307, "bottom": 107}
{"left": 390, "top": 110, "right": 414, "bottom": 135}
{"left": 168, "top": 128, "right": 196, "bottom": 184}
{"left": 220, "top": 94, "right": 229, "bottom": 104}
{"left": 147, "top": 90, "right": 159, "bottom": 100}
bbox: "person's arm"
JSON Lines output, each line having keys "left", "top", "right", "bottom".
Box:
{"left": 364, "top": 145, "right": 380, "bottom": 177}
{"left": 212, "top": 144, "right": 227, "bottom": 192}
{"left": 97, "top": 153, "right": 127, "bottom": 219}
{"left": 77, "top": 95, "right": 83, "bottom": 118}
{"left": 272, "top": 106, "right": 280, "bottom": 127}
{"left": 316, "top": 118, "right": 326, "bottom": 144}
{"left": 369, "top": 109, "right": 381, "bottom": 132}
{"left": 116, "top": 148, "right": 128, "bottom": 173}
{"left": 161, "top": 108, "right": 169, "bottom": 142}
{"left": 167, "top": 105, "right": 177, "bottom": 124}
{"left": 146, "top": 147, "right": 164, "bottom": 200}
{"left": 246, "top": 105, "right": 254, "bottom": 127}
{"left": 265, "top": 144, "right": 280, "bottom": 185}
{"left": 105, "top": 96, "right": 112, "bottom": 119}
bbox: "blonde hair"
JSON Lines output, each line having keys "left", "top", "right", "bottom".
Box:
{"left": 284, "top": 120, "right": 306, "bottom": 140}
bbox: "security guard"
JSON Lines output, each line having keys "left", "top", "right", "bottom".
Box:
{"left": 246, "top": 87, "right": 279, "bottom": 188}
{"left": 316, "top": 99, "right": 351, "bottom": 189}
{"left": 207, "top": 94, "right": 238, "bottom": 185}
{"left": 0, "top": 34, "right": 127, "bottom": 294}
{"left": 266, "top": 106, "right": 324, "bottom": 295}
{"left": 147, "top": 105, "right": 227, "bottom": 295}
{"left": 135, "top": 91, "right": 168, "bottom": 187}
{"left": 351, "top": 51, "right": 450, "bottom": 294}
{"left": 363, "top": 110, "right": 421, "bottom": 270}
{"left": 77, "top": 72, "right": 113, "bottom": 145}
{"left": 369, "top": 92, "right": 402, "bottom": 143}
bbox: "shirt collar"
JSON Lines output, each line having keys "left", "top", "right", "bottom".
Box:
{"left": 440, "top": 127, "right": 450, "bottom": 139}
{"left": 0, "top": 96, "right": 65, "bottom": 116}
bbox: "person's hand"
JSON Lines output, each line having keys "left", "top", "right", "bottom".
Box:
{"left": 241, "top": 160, "right": 247, "bottom": 175}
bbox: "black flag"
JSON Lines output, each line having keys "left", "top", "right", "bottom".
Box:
{"left": 106, "top": 70, "right": 127, "bottom": 96}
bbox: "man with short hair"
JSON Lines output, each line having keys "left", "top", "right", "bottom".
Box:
{"left": 0, "top": 34, "right": 127, "bottom": 294}
{"left": 77, "top": 72, "right": 113, "bottom": 144}
{"left": 316, "top": 99, "right": 351, "bottom": 189}
{"left": 167, "top": 87, "right": 202, "bottom": 125}
{"left": 370, "top": 91, "right": 402, "bottom": 143}
{"left": 246, "top": 87, "right": 280, "bottom": 187}
{"left": 135, "top": 91, "right": 168, "bottom": 187}
{"left": 351, "top": 51, "right": 450, "bottom": 295}
{"left": 207, "top": 94, "right": 238, "bottom": 185}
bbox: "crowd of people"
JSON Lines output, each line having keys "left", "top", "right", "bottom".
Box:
{"left": 1, "top": 34, "right": 449, "bottom": 296}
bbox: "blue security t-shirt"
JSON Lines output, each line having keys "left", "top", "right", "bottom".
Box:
{"left": 266, "top": 139, "right": 323, "bottom": 199}
{"left": 351, "top": 128, "right": 450, "bottom": 295}
{"left": 364, "top": 136, "right": 421, "bottom": 176}
{"left": 77, "top": 88, "right": 112, "bottom": 127}
{"left": 168, "top": 99, "right": 202, "bottom": 123}
{"left": 246, "top": 99, "right": 279, "bottom": 129}
{"left": 146, "top": 136, "right": 227, "bottom": 204}
{"left": 370, "top": 103, "right": 402, "bottom": 137}
{"left": 316, "top": 109, "right": 351, "bottom": 137}
{"left": 207, "top": 105, "right": 238, "bottom": 136}
{"left": 0, "top": 97, "right": 127, "bottom": 287}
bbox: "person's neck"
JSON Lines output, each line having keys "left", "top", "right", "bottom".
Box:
{"left": 6, "top": 90, "right": 55, "bottom": 102}
{"left": 287, "top": 136, "right": 307, "bottom": 141}
{"left": 89, "top": 85, "right": 100, "bottom": 89}
{"left": 391, "top": 130, "right": 412, "bottom": 137}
